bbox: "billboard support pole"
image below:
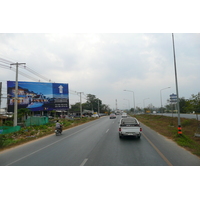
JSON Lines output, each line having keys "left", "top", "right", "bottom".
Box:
{"left": 10, "top": 62, "right": 26, "bottom": 126}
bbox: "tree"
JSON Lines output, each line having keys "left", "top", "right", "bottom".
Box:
{"left": 86, "top": 94, "right": 102, "bottom": 112}
{"left": 18, "top": 108, "right": 31, "bottom": 122}
{"left": 70, "top": 93, "right": 111, "bottom": 114}
{"left": 70, "top": 103, "right": 81, "bottom": 112}
{"left": 177, "top": 93, "right": 200, "bottom": 115}
{"left": 101, "top": 104, "right": 111, "bottom": 114}
{"left": 86, "top": 94, "right": 96, "bottom": 111}
{"left": 190, "top": 93, "right": 200, "bottom": 113}
{"left": 166, "top": 97, "right": 191, "bottom": 113}
{"left": 179, "top": 97, "right": 188, "bottom": 113}
{"left": 136, "top": 106, "right": 142, "bottom": 113}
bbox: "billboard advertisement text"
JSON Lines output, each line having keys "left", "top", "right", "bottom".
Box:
{"left": 7, "top": 81, "right": 69, "bottom": 112}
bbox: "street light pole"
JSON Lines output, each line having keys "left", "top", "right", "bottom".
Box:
{"left": 172, "top": 33, "right": 182, "bottom": 134}
{"left": 124, "top": 90, "right": 136, "bottom": 115}
{"left": 160, "top": 87, "right": 171, "bottom": 115}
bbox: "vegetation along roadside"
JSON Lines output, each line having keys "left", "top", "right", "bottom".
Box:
{"left": 135, "top": 114, "right": 200, "bottom": 158}
{"left": 0, "top": 117, "right": 97, "bottom": 152}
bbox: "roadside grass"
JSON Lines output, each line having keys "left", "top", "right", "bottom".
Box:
{"left": 0, "top": 117, "right": 97, "bottom": 151}
{"left": 135, "top": 114, "right": 200, "bottom": 157}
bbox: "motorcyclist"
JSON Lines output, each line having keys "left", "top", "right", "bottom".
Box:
{"left": 55, "top": 120, "right": 62, "bottom": 134}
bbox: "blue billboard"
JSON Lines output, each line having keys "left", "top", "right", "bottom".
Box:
{"left": 7, "top": 81, "right": 69, "bottom": 112}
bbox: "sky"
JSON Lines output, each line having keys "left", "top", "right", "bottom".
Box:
{"left": 1, "top": 33, "right": 199, "bottom": 110}
{"left": 1, "top": 1, "right": 200, "bottom": 197}
{"left": 0, "top": 1, "right": 200, "bottom": 111}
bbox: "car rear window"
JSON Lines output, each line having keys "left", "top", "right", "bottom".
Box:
{"left": 120, "top": 118, "right": 139, "bottom": 126}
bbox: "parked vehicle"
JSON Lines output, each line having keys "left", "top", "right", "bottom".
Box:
{"left": 92, "top": 114, "right": 99, "bottom": 118}
{"left": 110, "top": 113, "right": 116, "bottom": 119}
{"left": 119, "top": 117, "right": 142, "bottom": 139}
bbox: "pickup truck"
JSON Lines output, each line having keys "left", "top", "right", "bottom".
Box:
{"left": 119, "top": 117, "right": 142, "bottom": 139}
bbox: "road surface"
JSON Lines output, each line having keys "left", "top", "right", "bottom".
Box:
{"left": 1, "top": 115, "right": 200, "bottom": 166}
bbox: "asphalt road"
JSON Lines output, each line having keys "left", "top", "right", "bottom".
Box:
{"left": 1, "top": 115, "right": 200, "bottom": 166}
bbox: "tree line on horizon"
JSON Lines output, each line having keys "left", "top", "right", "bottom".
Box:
{"left": 141, "top": 93, "right": 200, "bottom": 114}
{"left": 70, "top": 94, "right": 111, "bottom": 114}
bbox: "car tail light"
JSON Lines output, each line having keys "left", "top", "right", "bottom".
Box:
{"left": 119, "top": 128, "right": 121, "bottom": 131}
{"left": 140, "top": 128, "right": 142, "bottom": 132}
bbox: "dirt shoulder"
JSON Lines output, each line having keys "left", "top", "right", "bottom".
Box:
{"left": 134, "top": 114, "right": 200, "bottom": 158}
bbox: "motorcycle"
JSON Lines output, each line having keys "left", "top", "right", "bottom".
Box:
{"left": 55, "top": 125, "right": 62, "bottom": 136}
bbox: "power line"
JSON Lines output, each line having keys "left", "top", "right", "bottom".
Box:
{"left": 0, "top": 57, "right": 52, "bottom": 82}
{"left": 0, "top": 65, "right": 42, "bottom": 82}
{"left": 0, "top": 58, "right": 13, "bottom": 64}
{"left": 1, "top": 57, "right": 86, "bottom": 106}
{"left": 24, "top": 66, "right": 51, "bottom": 82}
{"left": 0, "top": 64, "right": 12, "bottom": 69}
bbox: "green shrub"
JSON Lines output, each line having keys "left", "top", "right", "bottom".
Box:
{"left": 181, "top": 120, "right": 192, "bottom": 127}
{"left": 174, "top": 134, "right": 195, "bottom": 148}
{"left": 0, "top": 117, "right": 95, "bottom": 149}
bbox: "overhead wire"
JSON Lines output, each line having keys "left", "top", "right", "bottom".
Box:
{"left": 0, "top": 64, "right": 12, "bottom": 69}
{"left": 0, "top": 57, "right": 82, "bottom": 98}
{"left": 24, "top": 66, "right": 51, "bottom": 82}
{"left": 0, "top": 65, "right": 42, "bottom": 82}
{"left": 0, "top": 57, "right": 52, "bottom": 82}
{"left": 0, "top": 58, "right": 77, "bottom": 91}
{"left": 0, "top": 58, "right": 13, "bottom": 65}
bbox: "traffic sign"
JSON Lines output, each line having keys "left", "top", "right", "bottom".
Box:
{"left": 170, "top": 93, "right": 177, "bottom": 103}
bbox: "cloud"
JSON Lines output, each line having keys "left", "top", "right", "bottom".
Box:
{"left": 0, "top": 33, "right": 200, "bottom": 109}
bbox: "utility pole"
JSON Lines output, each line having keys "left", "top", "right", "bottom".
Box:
{"left": 172, "top": 33, "right": 182, "bottom": 134}
{"left": 77, "top": 92, "right": 83, "bottom": 118}
{"left": 10, "top": 62, "right": 26, "bottom": 126}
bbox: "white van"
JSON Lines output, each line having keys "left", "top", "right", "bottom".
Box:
{"left": 121, "top": 113, "right": 127, "bottom": 118}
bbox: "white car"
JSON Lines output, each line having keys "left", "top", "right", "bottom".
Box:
{"left": 92, "top": 114, "right": 99, "bottom": 118}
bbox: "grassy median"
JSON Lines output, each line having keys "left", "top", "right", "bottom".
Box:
{"left": 0, "top": 117, "right": 97, "bottom": 151}
{"left": 134, "top": 114, "right": 200, "bottom": 157}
